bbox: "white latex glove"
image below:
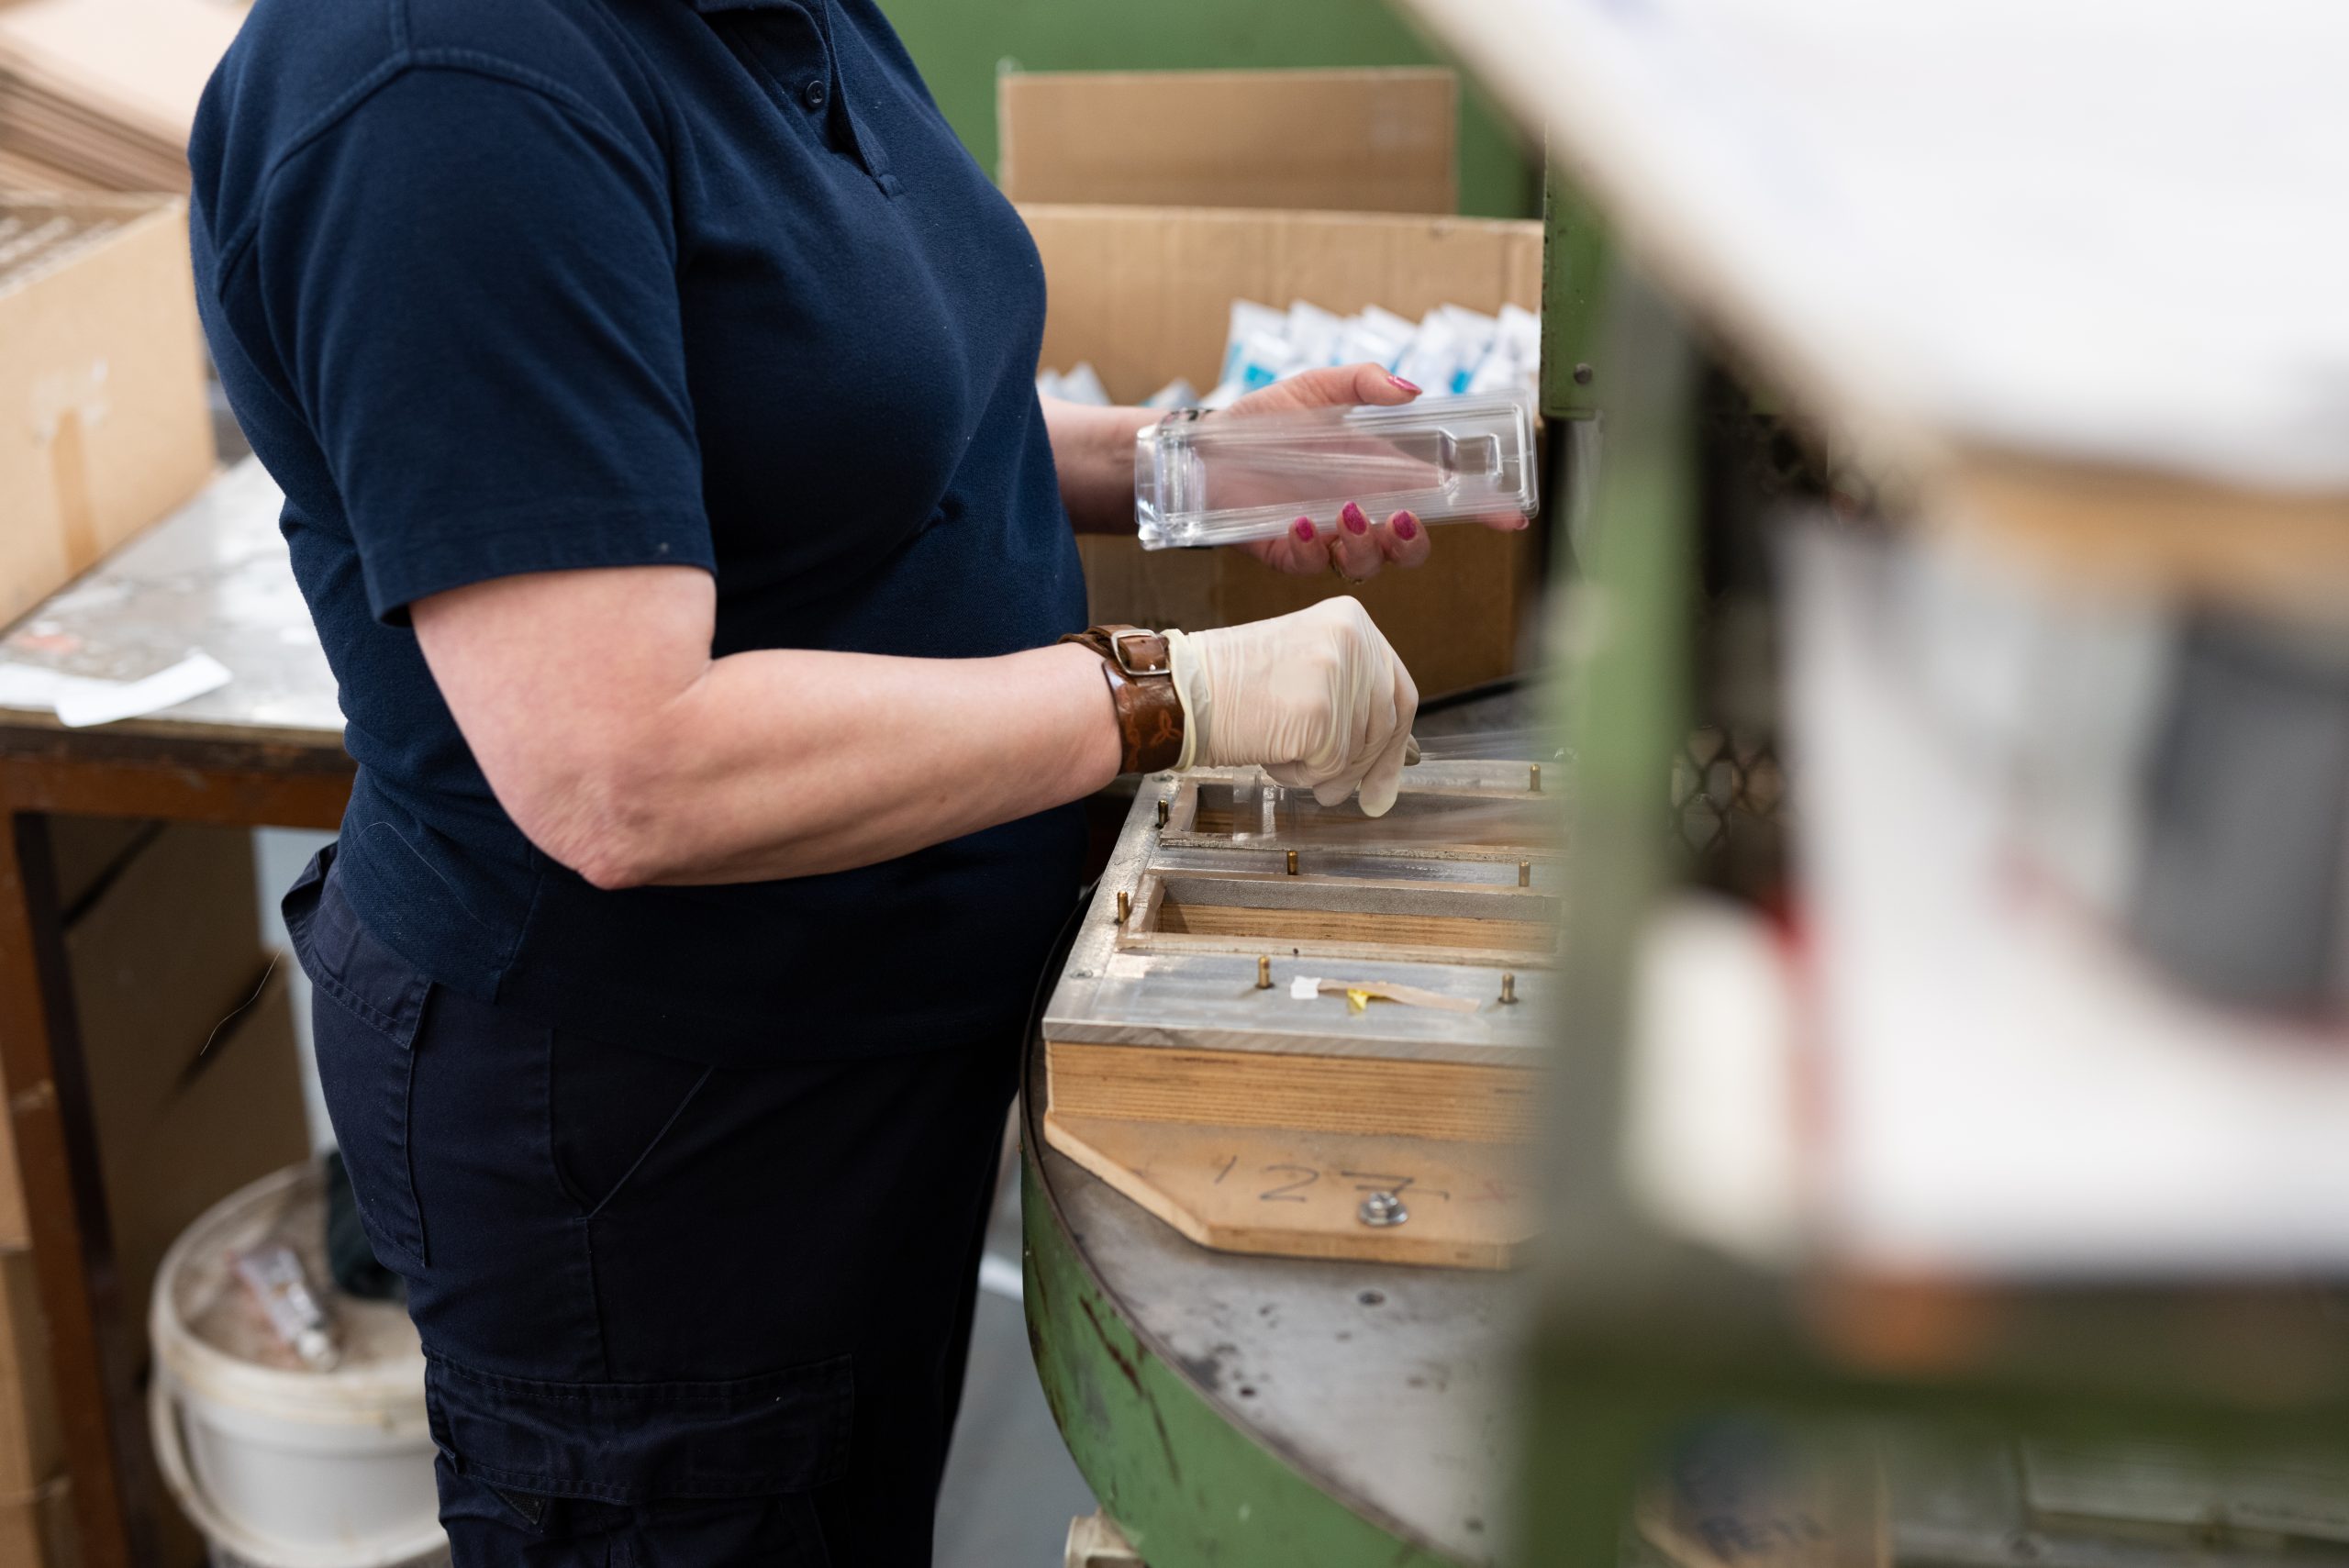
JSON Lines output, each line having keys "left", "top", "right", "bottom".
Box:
{"left": 1163, "top": 598, "right": 1419, "bottom": 817}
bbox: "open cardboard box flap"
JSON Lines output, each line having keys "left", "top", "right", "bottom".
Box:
{"left": 998, "top": 67, "right": 1458, "bottom": 216}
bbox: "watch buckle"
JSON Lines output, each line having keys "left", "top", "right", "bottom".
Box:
{"left": 1108, "top": 628, "right": 1168, "bottom": 676}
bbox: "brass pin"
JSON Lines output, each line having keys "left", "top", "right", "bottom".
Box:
{"left": 1518, "top": 860, "right": 1531, "bottom": 887}
{"left": 1155, "top": 796, "right": 1169, "bottom": 828}
{"left": 1286, "top": 849, "right": 1299, "bottom": 876}
{"left": 1115, "top": 889, "right": 1130, "bottom": 925}
{"left": 1256, "top": 955, "right": 1273, "bottom": 990}
{"left": 1529, "top": 762, "right": 1542, "bottom": 794}
{"left": 1499, "top": 972, "right": 1518, "bottom": 1005}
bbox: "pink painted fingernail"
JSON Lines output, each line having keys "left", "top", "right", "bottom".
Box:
{"left": 1341, "top": 501, "right": 1369, "bottom": 536}
{"left": 1394, "top": 511, "right": 1419, "bottom": 541}
{"left": 1387, "top": 374, "right": 1421, "bottom": 394}
{"left": 1291, "top": 517, "right": 1318, "bottom": 542}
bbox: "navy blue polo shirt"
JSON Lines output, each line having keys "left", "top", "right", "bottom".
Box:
{"left": 190, "top": 0, "right": 1089, "bottom": 1059}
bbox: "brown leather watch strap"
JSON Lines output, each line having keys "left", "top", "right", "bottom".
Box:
{"left": 1059, "top": 624, "right": 1185, "bottom": 774}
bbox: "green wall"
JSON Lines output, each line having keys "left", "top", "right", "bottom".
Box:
{"left": 880, "top": 0, "right": 1541, "bottom": 220}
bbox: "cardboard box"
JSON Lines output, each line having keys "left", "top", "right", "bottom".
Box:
{"left": 118, "top": 964, "right": 306, "bottom": 1568}
{"left": 0, "top": 1476, "right": 75, "bottom": 1568}
{"left": 0, "top": 818, "right": 165, "bottom": 1251}
{"left": 0, "top": 821, "right": 307, "bottom": 1558}
{"left": 65, "top": 824, "right": 309, "bottom": 1346}
{"left": 1025, "top": 203, "right": 1546, "bottom": 696}
{"left": 0, "top": 821, "right": 310, "bottom": 1385}
{"left": 999, "top": 68, "right": 1457, "bottom": 215}
{"left": 97, "top": 962, "right": 307, "bottom": 1373}
{"left": 0, "top": 820, "right": 310, "bottom": 1568}
{"left": 0, "top": 1251, "right": 61, "bottom": 1499}
{"left": 47, "top": 816, "right": 158, "bottom": 917}
{"left": 0, "top": 195, "right": 213, "bottom": 629}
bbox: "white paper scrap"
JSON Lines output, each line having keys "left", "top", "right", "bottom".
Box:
{"left": 0, "top": 651, "right": 232, "bottom": 728}
{"left": 0, "top": 665, "right": 73, "bottom": 710}
{"left": 57, "top": 651, "right": 231, "bottom": 727}
{"left": 1290, "top": 975, "right": 1321, "bottom": 1001}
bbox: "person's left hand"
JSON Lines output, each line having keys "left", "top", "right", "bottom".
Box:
{"left": 1219, "top": 363, "right": 1520, "bottom": 583}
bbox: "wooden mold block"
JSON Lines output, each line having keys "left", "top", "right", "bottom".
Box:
{"left": 1041, "top": 762, "right": 1559, "bottom": 1269}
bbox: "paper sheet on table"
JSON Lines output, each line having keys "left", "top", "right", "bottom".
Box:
{"left": 0, "top": 651, "right": 231, "bottom": 728}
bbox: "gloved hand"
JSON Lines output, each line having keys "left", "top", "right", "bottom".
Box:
{"left": 1163, "top": 598, "right": 1419, "bottom": 817}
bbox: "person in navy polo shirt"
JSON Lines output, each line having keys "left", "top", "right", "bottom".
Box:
{"left": 190, "top": 0, "right": 1495, "bottom": 1560}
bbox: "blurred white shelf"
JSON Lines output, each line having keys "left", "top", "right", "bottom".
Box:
{"left": 1402, "top": 0, "right": 2349, "bottom": 606}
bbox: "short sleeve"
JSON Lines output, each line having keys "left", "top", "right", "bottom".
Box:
{"left": 251, "top": 66, "right": 710, "bottom": 623}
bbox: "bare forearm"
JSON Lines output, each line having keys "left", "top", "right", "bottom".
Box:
{"left": 1041, "top": 395, "right": 1153, "bottom": 534}
{"left": 417, "top": 568, "right": 1123, "bottom": 889}
{"left": 581, "top": 641, "right": 1120, "bottom": 885}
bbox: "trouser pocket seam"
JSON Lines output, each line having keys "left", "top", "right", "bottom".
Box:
{"left": 550, "top": 1045, "right": 717, "bottom": 1220}
{"left": 583, "top": 1063, "right": 712, "bottom": 1219}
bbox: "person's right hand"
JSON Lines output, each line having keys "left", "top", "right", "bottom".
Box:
{"left": 1164, "top": 598, "right": 1419, "bottom": 817}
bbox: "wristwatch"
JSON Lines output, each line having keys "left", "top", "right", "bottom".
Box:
{"left": 1060, "top": 624, "right": 1185, "bottom": 774}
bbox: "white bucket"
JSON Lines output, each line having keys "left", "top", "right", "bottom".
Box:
{"left": 149, "top": 1162, "right": 447, "bottom": 1568}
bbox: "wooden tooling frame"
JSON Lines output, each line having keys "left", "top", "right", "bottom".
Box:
{"left": 1041, "top": 761, "right": 1556, "bottom": 1269}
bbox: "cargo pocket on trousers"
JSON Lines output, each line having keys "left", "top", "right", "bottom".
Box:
{"left": 426, "top": 1352, "right": 854, "bottom": 1507}
{"left": 286, "top": 847, "right": 433, "bottom": 1270}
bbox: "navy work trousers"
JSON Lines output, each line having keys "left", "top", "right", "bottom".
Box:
{"left": 288, "top": 849, "right": 1019, "bottom": 1565}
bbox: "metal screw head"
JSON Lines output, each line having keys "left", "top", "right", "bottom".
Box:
{"left": 1573, "top": 361, "right": 1595, "bottom": 385}
{"left": 1358, "top": 1191, "right": 1409, "bottom": 1228}
{"left": 1255, "top": 954, "right": 1273, "bottom": 990}
{"left": 1156, "top": 796, "right": 1169, "bottom": 828}
{"left": 1518, "top": 860, "right": 1531, "bottom": 887}
{"left": 1285, "top": 849, "right": 1298, "bottom": 876}
{"left": 1115, "top": 889, "right": 1130, "bottom": 924}
{"left": 1499, "top": 973, "right": 1518, "bottom": 1005}
{"left": 1529, "top": 762, "right": 1542, "bottom": 793}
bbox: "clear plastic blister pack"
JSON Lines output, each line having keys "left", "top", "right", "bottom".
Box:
{"left": 1132, "top": 389, "right": 1539, "bottom": 550}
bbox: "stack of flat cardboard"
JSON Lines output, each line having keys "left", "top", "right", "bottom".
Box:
{"left": 0, "top": 0, "right": 247, "bottom": 191}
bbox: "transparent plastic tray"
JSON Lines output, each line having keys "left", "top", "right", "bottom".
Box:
{"left": 1133, "top": 389, "right": 1539, "bottom": 550}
